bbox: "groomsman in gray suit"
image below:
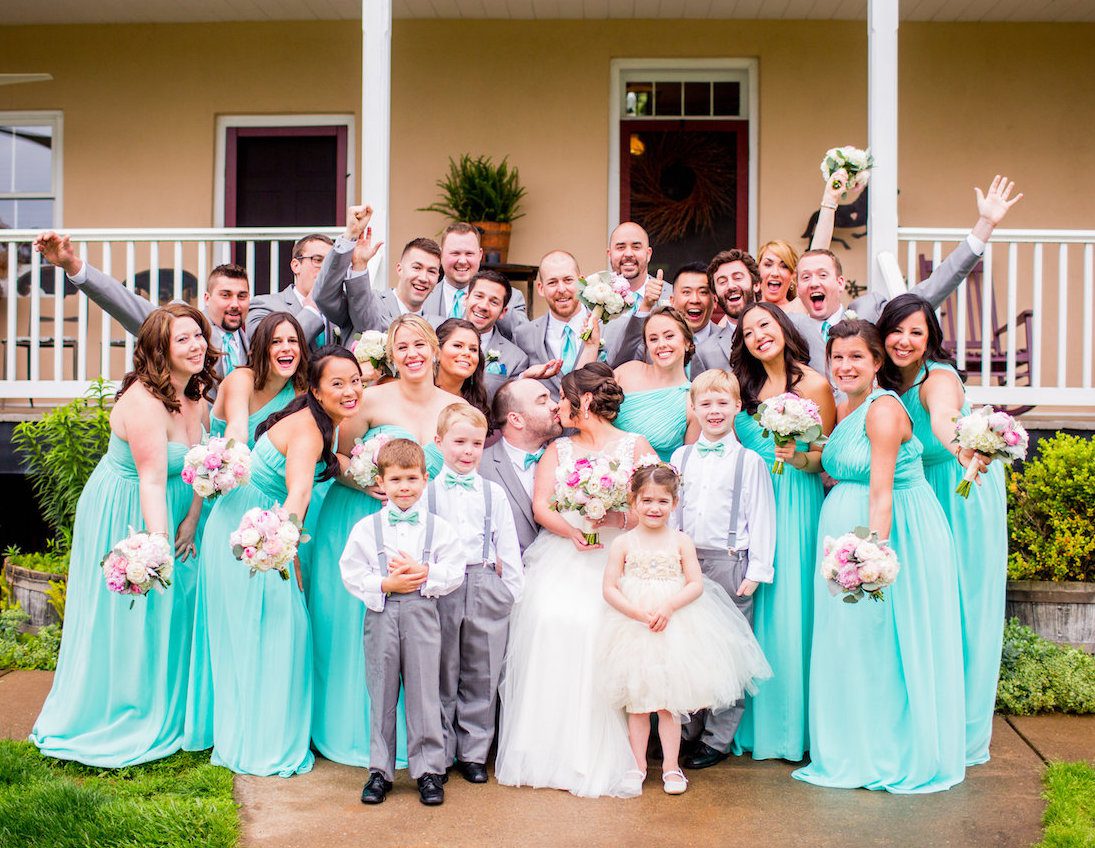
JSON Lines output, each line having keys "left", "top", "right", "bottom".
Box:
{"left": 246, "top": 233, "right": 333, "bottom": 350}
{"left": 479, "top": 379, "right": 564, "bottom": 552}
{"left": 32, "top": 231, "right": 251, "bottom": 381}
{"left": 692, "top": 249, "right": 759, "bottom": 373}
{"left": 421, "top": 223, "right": 528, "bottom": 340}
{"left": 460, "top": 270, "right": 529, "bottom": 401}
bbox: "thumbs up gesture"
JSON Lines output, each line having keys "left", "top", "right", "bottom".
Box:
{"left": 641, "top": 268, "right": 665, "bottom": 311}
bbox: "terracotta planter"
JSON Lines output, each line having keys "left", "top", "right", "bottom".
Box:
{"left": 1005, "top": 579, "right": 1095, "bottom": 653}
{"left": 2, "top": 558, "right": 66, "bottom": 627}
{"left": 473, "top": 221, "right": 513, "bottom": 265}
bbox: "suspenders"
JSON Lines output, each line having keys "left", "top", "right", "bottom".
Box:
{"left": 428, "top": 479, "right": 493, "bottom": 566}
{"left": 676, "top": 445, "right": 747, "bottom": 552}
{"left": 373, "top": 510, "right": 436, "bottom": 573}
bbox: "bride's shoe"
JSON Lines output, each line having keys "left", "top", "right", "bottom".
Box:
{"left": 662, "top": 769, "right": 688, "bottom": 795}
{"left": 620, "top": 768, "right": 647, "bottom": 795}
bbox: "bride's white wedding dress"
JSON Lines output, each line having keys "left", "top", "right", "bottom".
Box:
{"left": 495, "top": 435, "right": 640, "bottom": 799}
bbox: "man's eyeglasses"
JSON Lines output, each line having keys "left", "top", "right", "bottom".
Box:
{"left": 294, "top": 254, "right": 326, "bottom": 267}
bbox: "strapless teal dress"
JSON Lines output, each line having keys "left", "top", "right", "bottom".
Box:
{"left": 199, "top": 435, "right": 316, "bottom": 776}
{"left": 615, "top": 384, "right": 689, "bottom": 461}
{"left": 901, "top": 362, "right": 1007, "bottom": 766}
{"left": 732, "top": 412, "right": 824, "bottom": 762}
{"left": 31, "top": 435, "right": 195, "bottom": 766}
{"left": 308, "top": 428, "right": 443, "bottom": 766}
{"left": 793, "top": 390, "right": 965, "bottom": 793}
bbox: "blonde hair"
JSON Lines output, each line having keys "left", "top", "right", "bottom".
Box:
{"left": 757, "top": 239, "right": 799, "bottom": 300}
{"left": 689, "top": 368, "right": 741, "bottom": 404}
{"left": 386, "top": 314, "right": 440, "bottom": 366}
{"left": 436, "top": 402, "right": 488, "bottom": 438}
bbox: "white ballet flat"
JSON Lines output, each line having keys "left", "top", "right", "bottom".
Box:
{"left": 620, "top": 768, "right": 647, "bottom": 795}
{"left": 662, "top": 769, "right": 689, "bottom": 795}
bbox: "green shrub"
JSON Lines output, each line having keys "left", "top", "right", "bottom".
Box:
{"left": 0, "top": 609, "right": 61, "bottom": 671}
{"left": 418, "top": 153, "right": 527, "bottom": 223}
{"left": 1007, "top": 432, "right": 1095, "bottom": 582}
{"left": 3, "top": 545, "right": 70, "bottom": 577}
{"left": 997, "top": 618, "right": 1095, "bottom": 715}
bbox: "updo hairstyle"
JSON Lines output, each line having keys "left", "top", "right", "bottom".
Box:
{"left": 560, "top": 362, "right": 624, "bottom": 422}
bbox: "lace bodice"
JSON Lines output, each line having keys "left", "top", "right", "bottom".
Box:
{"left": 556, "top": 434, "right": 639, "bottom": 470}
{"left": 623, "top": 549, "right": 683, "bottom": 581}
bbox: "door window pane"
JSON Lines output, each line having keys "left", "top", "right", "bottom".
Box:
{"left": 712, "top": 82, "right": 741, "bottom": 117}
{"left": 653, "top": 82, "right": 681, "bottom": 117}
{"left": 683, "top": 82, "right": 711, "bottom": 116}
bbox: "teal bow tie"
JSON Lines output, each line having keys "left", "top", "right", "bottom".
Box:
{"left": 444, "top": 472, "right": 475, "bottom": 490}
{"left": 387, "top": 510, "right": 420, "bottom": 526}
{"left": 696, "top": 441, "right": 725, "bottom": 456}
{"left": 523, "top": 449, "right": 545, "bottom": 470}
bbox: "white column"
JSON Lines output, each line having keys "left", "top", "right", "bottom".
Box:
{"left": 362, "top": 0, "right": 392, "bottom": 290}
{"left": 867, "top": 0, "right": 900, "bottom": 293}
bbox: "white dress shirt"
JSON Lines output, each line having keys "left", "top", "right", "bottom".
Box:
{"left": 545, "top": 309, "right": 589, "bottom": 360}
{"left": 501, "top": 437, "right": 537, "bottom": 499}
{"left": 430, "top": 465, "right": 524, "bottom": 603}
{"left": 670, "top": 431, "right": 776, "bottom": 583}
{"left": 339, "top": 503, "right": 466, "bottom": 612}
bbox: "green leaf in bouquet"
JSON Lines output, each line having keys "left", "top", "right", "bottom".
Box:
{"left": 231, "top": 544, "right": 244, "bottom": 559}
{"left": 278, "top": 568, "right": 290, "bottom": 581}
{"left": 802, "top": 425, "right": 822, "bottom": 444}
{"left": 853, "top": 526, "right": 871, "bottom": 540}
{"left": 300, "top": 533, "right": 311, "bottom": 545}
{"left": 842, "top": 593, "right": 859, "bottom": 604}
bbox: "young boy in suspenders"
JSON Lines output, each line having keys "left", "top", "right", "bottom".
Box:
{"left": 339, "top": 439, "right": 465, "bottom": 806}
{"left": 429, "top": 404, "right": 523, "bottom": 784}
{"left": 670, "top": 370, "right": 776, "bottom": 770}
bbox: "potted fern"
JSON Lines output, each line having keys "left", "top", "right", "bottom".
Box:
{"left": 419, "top": 154, "right": 527, "bottom": 263}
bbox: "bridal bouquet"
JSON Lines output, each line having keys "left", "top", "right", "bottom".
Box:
{"left": 102, "top": 528, "right": 174, "bottom": 607}
{"left": 953, "top": 406, "right": 1028, "bottom": 498}
{"left": 551, "top": 454, "right": 630, "bottom": 545}
{"left": 820, "top": 146, "right": 874, "bottom": 201}
{"left": 351, "top": 330, "right": 389, "bottom": 374}
{"left": 753, "top": 392, "right": 826, "bottom": 474}
{"left": 578, "top": 272, "right": 637, "bottom": 341}
{"left": 182, "top": 437, "right": 251, "bottom": 499}
{"left": 820, "top": 527, "right": 900, "bottom": 604}
{"left": 346, "top": 432, "right": 392, "bottom": 488}
{"left": 230, "top": 506, "right": 309, "bottom": 580}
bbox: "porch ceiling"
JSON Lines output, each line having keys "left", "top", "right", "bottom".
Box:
{"left": 2, "top": 0, "right": 1093, "bottom": 24}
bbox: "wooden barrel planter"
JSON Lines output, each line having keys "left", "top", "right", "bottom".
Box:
{"left": 2, "top": 558, "right": 66, "bottom": 628}
{"left": 1006, "top": 580, "right": 1095, "bottom": 653}
{"left": 473, "top": 221, "right": 513, "bottom": 264}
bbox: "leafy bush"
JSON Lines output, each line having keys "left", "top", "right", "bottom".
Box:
{"left": 3, "top": 545, "right": 69, "bottom": 577}
{"left": 0, "top": 609, "right": 61, "bottom": 671}
{"left": 418, "top": 153, "right": 527, "bottom": 223}
{"left": 1007, "top": 432, "right": 1095, "bottom": 582}
{"left": 997, "top": 618, "right": 1095, "bottom": 715}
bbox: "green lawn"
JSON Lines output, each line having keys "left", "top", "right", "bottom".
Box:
{"left": 0, "top": 740, "right": 239, "bottom": 848}
{"left": 1036, "top": 761, "right": 1095, "bottom": 848}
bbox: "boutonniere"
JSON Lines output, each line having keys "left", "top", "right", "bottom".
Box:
{"left": 485, "top": 349, "right": 507, "bottom": 376}
{"left": 487, "top": 349, "right": 501, "bottom": 363}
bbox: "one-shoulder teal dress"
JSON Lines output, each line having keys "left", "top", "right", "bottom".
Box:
{"left": 200, "top": 435, "right": 317, "bottom": 777}
{"left": 901, "top": 362, "right": 1007, "bottom": 766}
{"left": 732, "top": 411, "right": 824, "bottom": 761}
{"left": 208, "top": 382, "right": 296, "bottom": 445}
{"left": 793, "top": 390, "right": 965, "bottom": 793}
{"left": 309, "top": 427, "right": 444, "bottom": 766}
{"left": 615, "top": 384, "right": 690, "bottom": 461}
{"left": 31, "top": 436, "right": 196, "bottom": 766}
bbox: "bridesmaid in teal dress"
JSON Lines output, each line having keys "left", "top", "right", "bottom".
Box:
{"left": 309, "top": 314, "right": 459, "bottom": 766}
{"left": 728, "top": 302, "right": 835, "bottom": 763}
{"left": 201, "top": 346, "right": 363, "bottom": 777}
{"left": 32, "top": 304, "right": 215, "bottom": 766}
{"left": 877, "top": 294, "right": 1007, "bottom": 766}
{"left": 183, "top": 312, "right": 307, "bottom": 751}
{"left": 610, "top": 306, "right": 695, "bottom": 461}
{"left": 793, "top": 318, "right": 965, "bottom": 793}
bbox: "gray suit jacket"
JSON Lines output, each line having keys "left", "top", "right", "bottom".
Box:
{"left": 691, "top": 323, "right": 735, "bottom": 374}
{"left": 478, "top": 440, "right": 538, "bottom": 552}
{"left": 481, "top": 330, "right": 530, "bottom": 402}
{"left": 423, "top": 277, "right": 529, "bottom": 340}
{"left": 246, "top": 286, "right": 327, "bottom": 350}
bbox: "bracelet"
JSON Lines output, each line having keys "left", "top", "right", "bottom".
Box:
{"left": 622, "top": 514, "right": 629, "bottom": 530}
{"left": 820, "top": 200, "right": 838, "bottom": 210}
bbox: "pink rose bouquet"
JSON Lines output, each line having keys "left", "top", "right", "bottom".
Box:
{"left": 753, "top": 391, "right": 826, "bottom": 474}
{"left": 101, "top": 528, "right": 174, "bottom": 607}
{"left": 953, "top": 405, "right": 1028, "bottom": 498}
{"left": 182, "top": 437, "right": 251, "bottom": 499}
{"left": 550, "top": 453, "right": 630, "bottom": 545}
{"left": 230, "top": 505, "right": 309, "bottom": 580}
{"left": 820, "top": 527, "right": 900, "bottom": 604}
{"left": 346, "top": 433, "right": 392, "bottom": 488}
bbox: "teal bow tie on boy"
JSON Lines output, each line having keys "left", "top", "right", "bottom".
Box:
{"left": 696, "top": 441, "right": 725, "bottom": 456}
{"left": 444, "top": 472, "right": 475, "bottom": 490}
{"left": 387, "top": 510, "right": 420, "bottom": 526}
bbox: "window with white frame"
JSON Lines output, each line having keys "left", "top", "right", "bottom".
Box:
{"left": 622, "top": 71, "right": 749, "bottom": 120}
{"left": 0, "top": 112, "right": 62, "bottom": 230}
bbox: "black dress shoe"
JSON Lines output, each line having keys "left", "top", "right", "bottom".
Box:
{"left": 455, "top": 760, "right": 489, "bottom": 783}
{"left": 680, "top": 742, "right": 730, "bottom": 770}
{"left": 361, "top": 772, "right": 393, "bottom": 804}
{"left": 417, "top": 773, "right": 445, "bottom": 806}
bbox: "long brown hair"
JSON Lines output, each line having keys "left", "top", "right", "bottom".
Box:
{"left": 436, "top": 318, "right": 491, "bottom": 427}
{"left": 118, "top": 303, "right": 218, "bottom": 411}
{"left": 247, "top": 311, "right": 310, "bottom": 394}
{"left": 729, "top": 301, "right": 811, "bottom": 415}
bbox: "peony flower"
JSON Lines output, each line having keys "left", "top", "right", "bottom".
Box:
{"left": 125, "top": 559, "right": 149, "bottom": 585}
{"left": 565, "top": 471, "right": 581, "bottom": 488}
{"left": 193, "top": 477, "right": 216, "bottom": 498}
{"left": 584, "top": 498, "right": 607, "bottom": 521}
{"left": 181, "top": 466, "right": 197, "bottom": 484}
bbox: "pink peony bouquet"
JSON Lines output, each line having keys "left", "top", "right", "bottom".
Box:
{"left": 346, "top": 433, "right": 392, "bottom": 488}
{"left": 820, "top": 527, "right": 900, "bottom": 604}
{"left": 230, "top": 505, "right": 309, "bottom": 580}
{"left": 953, "top": 405, "right": 1028, "bottom": 498}
{"left": 182, "top": 437, "right": 251, "bottom": 499}
{"left": 550, "top": 453, "right": 630, "bottom": 545}
{"left": 753, "top": 392, "right": 826, "bottom": 474}
{"left": 577, "top": 272, "right": 637, "bottom": 341}
{"left": 101, "top": 528, "right": 174, "bottom": 607}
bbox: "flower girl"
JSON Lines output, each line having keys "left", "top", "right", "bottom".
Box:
{"left": 599, "top": 461, "right": 771, "bottom": 795}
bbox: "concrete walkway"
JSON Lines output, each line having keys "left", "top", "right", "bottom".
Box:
{"left": 3, "top": 669, "right": 1092, "bottom": 848}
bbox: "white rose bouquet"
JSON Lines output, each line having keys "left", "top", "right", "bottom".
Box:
{"left": 230, "top": 505, "right": 309, "bottom": 580}
{"left": 820, "top": 146, "right": 875, "bottom": 201}
{"left": 753, "top": 392, "right": 826, "bottom": 474}
{"left": 820, "top": 527, "right": 900, "bottom": 604}
{"left": 351, "top": 330, "right": 391, "bottom": 376}
{"left": 953, "top": 405, "right": 1028, "bottom": 498}
{"left": 346, "top": 433, "right": 392, "bottom": 488}
{"left": 577, "top": 272, "right": 637, "bottom": 341}
{"left": 101, "top": 528, "right": 174, "bottom": 608}
{"left": 182, "top": 437, "right": 251, "bottom": 499}
{"left": 550, "top": 453, "right": 631, "bottom": 545}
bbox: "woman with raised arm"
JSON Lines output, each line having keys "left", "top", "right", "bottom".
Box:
{"left": 792, "top": 318, "right": 964, "bottom": 793}
{"left": 877, "top": 293, "right": 1006, "bottom": 766}
{"left": 32, "top": 303, "right": 215, "bottom": 766}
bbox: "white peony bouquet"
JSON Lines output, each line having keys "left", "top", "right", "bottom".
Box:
{"left": 101, "top": 528, "right": 174, "bottom": 607}
{"left": 577, "top": 272, "right": 637, "bottom": 341}
{"left": 753, "top": 392, "right": 826, "bottom": 474}
{"left": 230, "top": 505, "right": 309, "bottom": 580}
{"left": 820, "top": 527, "right": 900, "bottom": 604}
{"left": 550, "top": 453, "right": 631, "bottom": 545}
{"left": 346, "top": 432, "right": 392, "bottom": 488}
{"left": 182, "top": 437, "right": 251, "bottom": 499}
{"left": 820, "top": 146, "right": 875, "bottom": 201}
{"left": 351, "top": 330, "right": 390, "bottom": 376}
{"left": 952, "top": 406, "right": 1028, "bottom": 498}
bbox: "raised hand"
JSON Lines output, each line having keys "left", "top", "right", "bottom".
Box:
{"left": 641, "top": 268, "right": 665, "bottom": 311}
{"left": 975, "top": 175, "right": 1023, "bottom": 227}
{"left": 344, "top": 204, "right": 373, "bottom": 240}
{"left": 352, "top": 225, "right": 384, "bottom": 272}
{"left": 33, "top": 231, "right": 82, "bottom": 275}
{"left": 822, "top": 167, "right": 849, "bottom": 206}
{"left": 521, "top": 360, "right": 563, "bottom": 381}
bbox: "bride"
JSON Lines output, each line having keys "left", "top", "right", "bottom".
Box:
{"left": 496, "top": 362, "right": 657, "bottom": 798}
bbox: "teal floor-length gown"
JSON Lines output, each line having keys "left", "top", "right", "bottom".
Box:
{"left": 901, "top": 362, "right": 1007, "bottom": 766}
{"left": 308, "top": 427, "right": 443, "bottom": 766}
{"left": 200, "top": 435, "right": 316, "bottom": 776}
{"left": 31, "top": 435, "right": 195, "bottom": 766}
{"left": 615, "top": 384, "right": 689, "bottom": 462}
{"left": 793, "top": 390, "right": 965, "bottom": 793}
{"left": 732, "top": 412, "right": 824, "bottom": 761}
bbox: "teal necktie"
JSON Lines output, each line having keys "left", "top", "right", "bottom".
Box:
{"left": 387, "top": 510, "right": 420, "bottom": 526}
{"left": 523, "top": 448, "right": 545, "bottom": 470}
{"left": 451, "top": 289, "right": 466, "bottom": 319}
{"left": 444, "top": 472, "right": 475, "bottom": 490}
{"left": 561, "top": 324, "right": 578, "bottom": 374}
{"left": 821, "top": 320, "right": 832, "bottom": 342}
{"left": 221, "top": 331, "right": 236, "bottom": 375}
{"left": 696, "top": 441, "right": 725, "bottom": 456}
